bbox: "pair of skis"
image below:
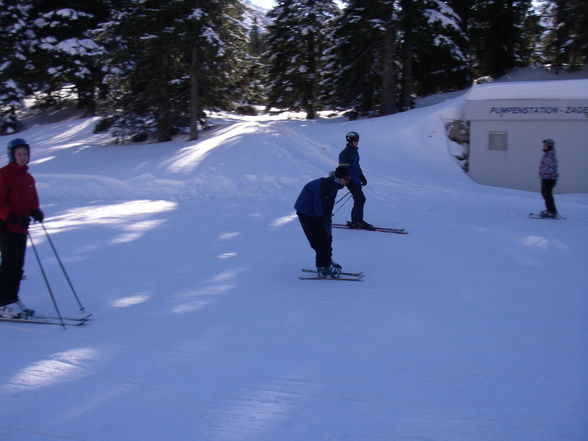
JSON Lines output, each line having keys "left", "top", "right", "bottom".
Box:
{"left": 0, "top": 313, "right": 92, "bottom": 327}
{"left": 332, "top": 222, "right": 407, "bottom": 235}
{"left": 299, "top": 221, "right": 406, "bottom": 281}
{"left": 299, "top": 268, "right": 364, "bottom": 281}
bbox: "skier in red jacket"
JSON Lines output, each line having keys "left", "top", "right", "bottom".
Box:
{"left": 0, "top": 138, "right": 44, "bottom": 318}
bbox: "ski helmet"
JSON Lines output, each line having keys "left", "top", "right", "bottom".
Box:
{"left": 334, "top": 165, "right": 351, "bottom": 179}
{"left": 346, "top": 131, "right": 359, "bottom": 143}
{"left": 7, "top": 138, "right": 30, "bottom": 163}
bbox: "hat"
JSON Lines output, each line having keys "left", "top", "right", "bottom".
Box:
{"left": 7, "top": 138, "right": 30, "bottom": 163}
{"left": 345, "top": 131, "right": 359, "bottom": 143}
{"left": 334, "top": 166, "right": 350, "bottom": 179}
{"left": 542, "top": 139, "right": 555, "bottom": 147}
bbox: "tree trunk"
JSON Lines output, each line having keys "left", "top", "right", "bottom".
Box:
{"left": 156, "top": 53, "right": 172, "bottom": 142}
{"left": 380, "top": 19, "right": 398, "bottom": 116}
{"left": 400, "top": 29, "right": 414, "bottom": 111}
{"left": 189, "top": 45, "right": 200, "bottom": 141}
{"left": 305, "top": 32, "right": 317, "bottom": 119}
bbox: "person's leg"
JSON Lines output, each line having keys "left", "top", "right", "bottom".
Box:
{"left": 298, "top": 214, "right": 332, "bottom": 267}
{"left": 0, "top": 224, "right": 26, "bottom": 306}
{"left": 348, "top": 183, "right": 366, "bottom": 223}
{"left": 541, "top": 179, "right": 557, "bottom": 214}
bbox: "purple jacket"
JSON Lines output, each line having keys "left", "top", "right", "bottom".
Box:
{"left": 539, "top": 148, "right": 558, "bottom": 180}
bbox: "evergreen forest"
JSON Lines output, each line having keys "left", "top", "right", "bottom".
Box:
{"left": 1, "top": 0, "right": 586, "bottom": 141}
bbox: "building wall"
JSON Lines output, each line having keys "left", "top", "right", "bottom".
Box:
{"left": 466, "top": 98, "right": 588, "bottom": 193}
{"left": 468, "top": 119, "right": 588, "bottom": 193}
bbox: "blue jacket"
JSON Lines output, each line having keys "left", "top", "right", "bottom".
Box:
{"left": 339, "top": 144, "right": 363, "bottom": 185}
{"left": 295, "top": 177, "right": 342, "bottom": 231}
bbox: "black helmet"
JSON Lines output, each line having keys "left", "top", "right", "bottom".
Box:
{"left": 7, "top": 138, "right": 30, "bottom": 163}
{"left": 334, "top": 165, "right": 351, "bottom": 179}
{"left": 346, "top": 131, "right": 359, "bottom": 143}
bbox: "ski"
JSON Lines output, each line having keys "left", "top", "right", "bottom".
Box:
{"left": 529, "top": 212, "right": 565, "bottom": 220}
{"left": 0, "top": 316, "right": 88, "bottom": 327}
{"left": 34, "top": 313, "right": 92, "bottom": 323}
{"left": 332, "top": 223, "right": 407, "bottom": 234}
{"left": 302, "top": 268, "right": 364, "bottom": 277}
{"left": 299, "top": 276, "right": 362, "bottom": 281}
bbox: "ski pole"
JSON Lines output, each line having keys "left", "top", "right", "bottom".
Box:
{"left": 333, "top": 192, "right": 352, "bottom": 216}
{"left": 27, "top": 231, "right": 66, "bottom": 329}
{"left": 39, "top": 222, "right": 85, "bottom": 312}
{"left": 334, "top": 191, "right": 351, "bottom": 206}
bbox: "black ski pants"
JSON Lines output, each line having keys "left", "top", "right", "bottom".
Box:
{"left": 297, "top": 212, "right": 332, "bottom": 268}
{"left": 541, "top": 179, "right": 558, "bottom": 214}
{"left": 347, "top": 182, "right": 366, "bottom": 223}
{"left": 0, "top": 221, "right": 27, "bottom": 307}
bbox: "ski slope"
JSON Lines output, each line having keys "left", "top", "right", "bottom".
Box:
{"left": 1, "top": 72, "right": 587, "bottom": 441}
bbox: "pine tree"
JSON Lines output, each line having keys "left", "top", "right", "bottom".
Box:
{"left": 399, "top": 0, "right": 468, "bottom": 107}
{"left": 325, "top": 0, "right": 467, "bottom": 116}
{"left": 27, "top": 0, "right": 109, "bottom": 114}
{"left": 265, "top": 0, "right": 339, "bottom": 119}
{"left": 181, "top": 0, "right": 249, "bottom": 140}
{"left": 100, "top": 0, "right": 248, "bottom": 142}
{"left": 324, "top": 0, "right": 396, "bottom": 117}
{"left": 453, "top": 0, "right": 537, "bottom": 78}
{"left": 541, "top": 0, "right": 588, "bottom": 71}
{"left": 237, "top": 16, "right": 268, "bottom": 111}
{"left": 0, "top": 0, "right": 34, "bottom": 134}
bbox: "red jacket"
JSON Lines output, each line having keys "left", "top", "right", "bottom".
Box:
{"left": 0, "top": 162, "right": 40, "bottom": 234}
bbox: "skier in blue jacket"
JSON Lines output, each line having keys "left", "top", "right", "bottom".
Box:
{"left": 338, "top": 131, "right": 374, "bottom": 230}
{"left": 295, "top": 166, "right": 350, "bottom": 278}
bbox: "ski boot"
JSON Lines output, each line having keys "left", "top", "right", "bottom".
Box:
{"left": 347, "top": 220, "right": 376, "bottom": 230}
{"left": 316, "top": 264, "right": 342, "bottom": 279}
{"left": 14, "top": 301, "right": 35, "bottom": 318}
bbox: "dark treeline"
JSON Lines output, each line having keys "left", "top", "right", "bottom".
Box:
{"left": 0, "top": 0, "right": 586, "bottom": 141}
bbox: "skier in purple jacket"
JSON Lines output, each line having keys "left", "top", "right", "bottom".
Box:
{"left": 538, "top": 139, "right": 558, "bottom": 218}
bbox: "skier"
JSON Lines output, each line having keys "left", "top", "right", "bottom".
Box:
{"left": 538, "top": 138, "right": 558, "bottom": 218}
{"left": 0, "top": 138, "right": 44, "bottom": 318}
{"left": 338, "top": 131, "right": 375, "bottom": 230}
{"left": 295, "top": 166, "right": 351, "bottom": 278}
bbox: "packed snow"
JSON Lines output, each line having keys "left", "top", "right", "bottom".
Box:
{"left": 1, "top": 69, "right": 587, "bottom": 441}
{"left": 466, "top": 78, "right": 588, "bottom": 100}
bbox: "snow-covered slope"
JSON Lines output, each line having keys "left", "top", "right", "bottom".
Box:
{"left": 0, "top": 80, "right": 587, "bottom": 441}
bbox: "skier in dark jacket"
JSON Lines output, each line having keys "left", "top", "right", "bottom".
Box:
{"left": 295, "top": 166, "right": 350, "bottom": 278}
{"left": 538, "top": 138, "right": 558, "bottom": 218}
{"left": 338, "top": 131, "right": 374, "bottom": 230}
{"left": 0, "top": 138, "right": 44, "bottom": 319}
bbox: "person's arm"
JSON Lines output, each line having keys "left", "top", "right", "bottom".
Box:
{"left": 0, "top": 172, "right": 11, "bottom": 221}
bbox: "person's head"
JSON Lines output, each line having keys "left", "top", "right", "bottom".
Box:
{"left": 542, "top": 138, "right": 555, "bottom": 151}
{"left": 346, "top": 131, "right": 359, "bottom": 145}
{"left": 333, "top": 165, "right": 351, "bottom": 186}
{"left": 7, "top": 138, "right": 30, "bottom": 166}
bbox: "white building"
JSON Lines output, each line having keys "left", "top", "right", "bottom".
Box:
{"left": 464, "top": 79, "right": 588, "bottom": 193}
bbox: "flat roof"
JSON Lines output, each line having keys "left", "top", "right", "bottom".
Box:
{"left": 466, "top": 79, "right": 588, "bottom": 101}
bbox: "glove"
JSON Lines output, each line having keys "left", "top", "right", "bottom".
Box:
{"left": 31, "top": 208, "right": 44, "bottom": 223}
{"left": 360, "top": 174, "right": 367, "bottom": 186}
{"left": 6, "top": 212, "right": 20, "bottom": 225}
{"left": 6, "top": 212, "right": 29, "bottom": 228}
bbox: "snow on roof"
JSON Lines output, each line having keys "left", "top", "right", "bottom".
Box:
{"left": 466, "top": 79, "right": 588, "bottom": 101}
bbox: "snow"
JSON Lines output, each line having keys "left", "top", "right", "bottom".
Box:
{"left": 467, "top": 78, "right": 588, "bottom": 100}
{"left": 0, "top": 72, "right": 587, "bottom": 441}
